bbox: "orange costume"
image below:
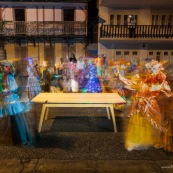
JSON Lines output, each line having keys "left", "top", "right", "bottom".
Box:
{"left": 119, "top": 60, "right": 173, "bottom": 151}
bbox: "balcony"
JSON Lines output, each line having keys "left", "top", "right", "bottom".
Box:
{"left": 0, "top": 0, "right": 87, "bottom": 2}
{"left": 0, "top": 21, "right": 87, "bottom": 38}
{"left": 100, "top": 25, "right": 173, "bottom": 39}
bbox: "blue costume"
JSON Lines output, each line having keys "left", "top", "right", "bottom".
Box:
{"left": 85, "top": 62, "right": 102, "bottom": 93}
{"left": 0, "top": 60, "right": 31, "bottom": 145}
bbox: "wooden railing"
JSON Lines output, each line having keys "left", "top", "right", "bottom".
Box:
{"left": 0, "top": 21, "right": 87, "bottom": 37}
{"left": 100, "top": 25, "right": 173, "bottom": 39}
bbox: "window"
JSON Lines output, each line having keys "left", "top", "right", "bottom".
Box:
{"left": 15, "top": 9, "right": 25, "bottom": 21}
{"left": 152, "top": 15, "right": 159, "bottom": 25}
{"left": 164, "top": 52, "right": 168, "bottom": 55}
{"left": 149, "top": 52, "right": 153, "bottom": 56}
{"left": 124, "top": 51, "right": 129, "bottom": 55}
{"left": 124, "top": 15, "right": 128, "bottom": 25}
{"left": 110, "top": 15, "right": 114, "bottom": 25}
{"left": 132, "top": 51, "right": 137, "bottom": 55}
{"left": 63, "top": 9, "right": 74, "bottom": 21}
{"left": 116, "top": 51, "right": 121, "bottom": 55}
{"left": 168, "top": 15, "right": 173, "bottom": 25}
{"left": 115, "top": 51, "right": 121, "bottom": 61}
{"left": 148, "top": 51, "right": 154, "bottom": 61}
{"left": 161, "top": 15, "right": 166, "bottom": 25}
{"left": 163, "top": 52, "right": 169, "bottom": 62}
{"left": 156, "top": 52, "right": 161, "bottom": 62}
{"left": 124, "top": 51, "right": 130, "bottom": 62}
{"left": 45, "top": 46, "right": 55, "bottom": 67}
{"left": 134, "top": 15, "right": 138, "bottom": 25}
{"left": 125, "top": 14, "right": 137, "bottom": 25}
{"left": 132, "top": 51, "right": 138, "bottom": 64}
{"left": 117, "top": 15, "right": 121, "bottom": 25}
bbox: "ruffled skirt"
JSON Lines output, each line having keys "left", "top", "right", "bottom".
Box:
{"left": 4, "top": 93, "right": 25, "bottom": 116}
{"left": 125, "top": 113, "right": 162, "bottom": 151}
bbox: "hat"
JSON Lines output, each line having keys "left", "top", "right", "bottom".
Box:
{"left": 0, "top": 60, "right": 13, "bottom": 66}
{"left": 145, "top": 60, "right": 164, "bottom": 72}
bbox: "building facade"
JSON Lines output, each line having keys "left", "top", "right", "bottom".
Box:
{"left": 0, "top": 0, "right": 87, "bottom": 67}
{"left": 98, "top": 0, "right": 173, "bottom": 64}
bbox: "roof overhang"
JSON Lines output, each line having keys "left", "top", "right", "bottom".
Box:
{"left": 100, "top": 0, "right": 173, "bottom": 9}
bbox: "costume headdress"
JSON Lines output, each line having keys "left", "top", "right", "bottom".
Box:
{"left": 145, "top": 60, "right": 164, "bottom": 72}
{"left": 0, "top": 60, "right": 13, "bottom": 66}
{"left": 23, "top": 57, "right": 33, "bottom": 66}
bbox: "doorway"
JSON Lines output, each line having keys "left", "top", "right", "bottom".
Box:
{"left": 14, "top": 9, "right": 26, "bottom": 34}
{"left": 63, "top": 9, "right": 75, "bottom": 34}
{"left": 63, "top": 9, "right": 74, "bottom": 21}
{"left": 44, "top": 46, "right": 55, "bottom": 67}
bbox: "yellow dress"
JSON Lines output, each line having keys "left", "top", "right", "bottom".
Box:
{"left": 124, "top": 72, "right": 172, "bottom": 151}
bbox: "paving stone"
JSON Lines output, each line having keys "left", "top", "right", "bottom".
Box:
{"left": 0, "top": 159, "right": 23, "bottom": 173}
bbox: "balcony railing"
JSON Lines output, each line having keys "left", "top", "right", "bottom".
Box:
{"left": 0, "top": 21, "right": 87, "bottom": 37}
{"left": 100, "top": 25, "right": 173, "bottom": 39}
{"left": 0, "top": 0, "right": 87, "bottom": 2}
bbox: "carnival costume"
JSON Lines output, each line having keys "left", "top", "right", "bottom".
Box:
{"left": 0, "top": 60, "right": 31, "bottom": 145}
{"left": 0, "top": 69, "right": 7, "bottom": 117}
{"left": 85, "top": 61, "right": 102, "bottom": 93}
{"left": 24, "top": 57, "right": 42, "bottom": 100}
{"left": 118, "top": 60, "right": 173, "bottom": 151}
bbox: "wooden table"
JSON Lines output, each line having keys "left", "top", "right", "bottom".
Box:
{"left": 31, "top": 93, "right": 126, "bottom": 133}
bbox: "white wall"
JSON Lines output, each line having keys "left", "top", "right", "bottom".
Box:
{"left": 76, "top": 9, "right": 86, "bottom": 21}
{"left": 99, "top": 6, "right": 109, "bottom": 24}
{"left": 138, "top": 10, "right": 151, "bottom": 25}
{"left": 98, "top": 43, "right": 107, "bottom": 55}
{"left": 139, "top": 50, "right": 148, "bottom": 62}
{"left": 45, "top": 9, "right": 53, "bottom": 21}
{"left": 2, "top": 8, "right": 13, "bottom": 21}
{"left": 27, "top": 9, "right": 37, "bottom": 21}
{"left": 38, "top": 8, "right": 43, "bottom": 21}
{"left": 55, "top": 9, "right": 62, "bottom": 21}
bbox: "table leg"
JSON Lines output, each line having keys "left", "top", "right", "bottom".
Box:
{"left": 110, "top": 104, "right": 117, "bottom": 132}
{"left": 45, "top": 108, "right": 49, "bottom": 120}
{"left": 38, "top": 104, "right": 47, "bottom": 133}
{"left": 106, "top": 107, "right": 111, "bottom": 120}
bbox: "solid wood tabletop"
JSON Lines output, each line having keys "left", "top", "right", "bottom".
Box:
{"left": 31, "top": 93, "right": 126, "bottom": 104}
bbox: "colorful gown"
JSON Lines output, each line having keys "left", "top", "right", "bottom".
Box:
{"left": 27, "top": 65, "right": 42, "bottom": 100}
{"left": 78, "top": 63, "right": 89, "bottom": 91}
{"left": 0, "top": 61, "right": 32, "bottom": 145}
{"left": 119, "top": 69, "right": 172, "bottom": 151}
{"left": 84, "top": 62, "right": 102, "bottom": 93}
{"left": 7, "top": 73, "right": 32, "bottom": 145}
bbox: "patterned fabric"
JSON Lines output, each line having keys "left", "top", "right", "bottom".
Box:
{"left": 27, "top": 76, "right": 42, "bottom": 100}
{"left": 118, "top": 61, "right": 173, "bottom": 151}
{"left": 85, "top": 63, "right": 102, "bottom": 93}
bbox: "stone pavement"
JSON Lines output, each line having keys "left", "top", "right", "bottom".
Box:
{"left": 0, "top": 159, "right": 173, "bottom": 173}
{"left": 0, "top": 104, "right": 173, "bottom": 173}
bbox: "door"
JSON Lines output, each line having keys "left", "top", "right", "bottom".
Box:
{"left": 63, "top": 9, "right": 74, "bottom": 21}
{"left": 44, "top": 46, "right": 55, "bottom": 67}
{"left": 14, "top": 9, "right": 26, "bottom": 34}
{"left": 63, "top": 9, "right": 74, "bottom": 34}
